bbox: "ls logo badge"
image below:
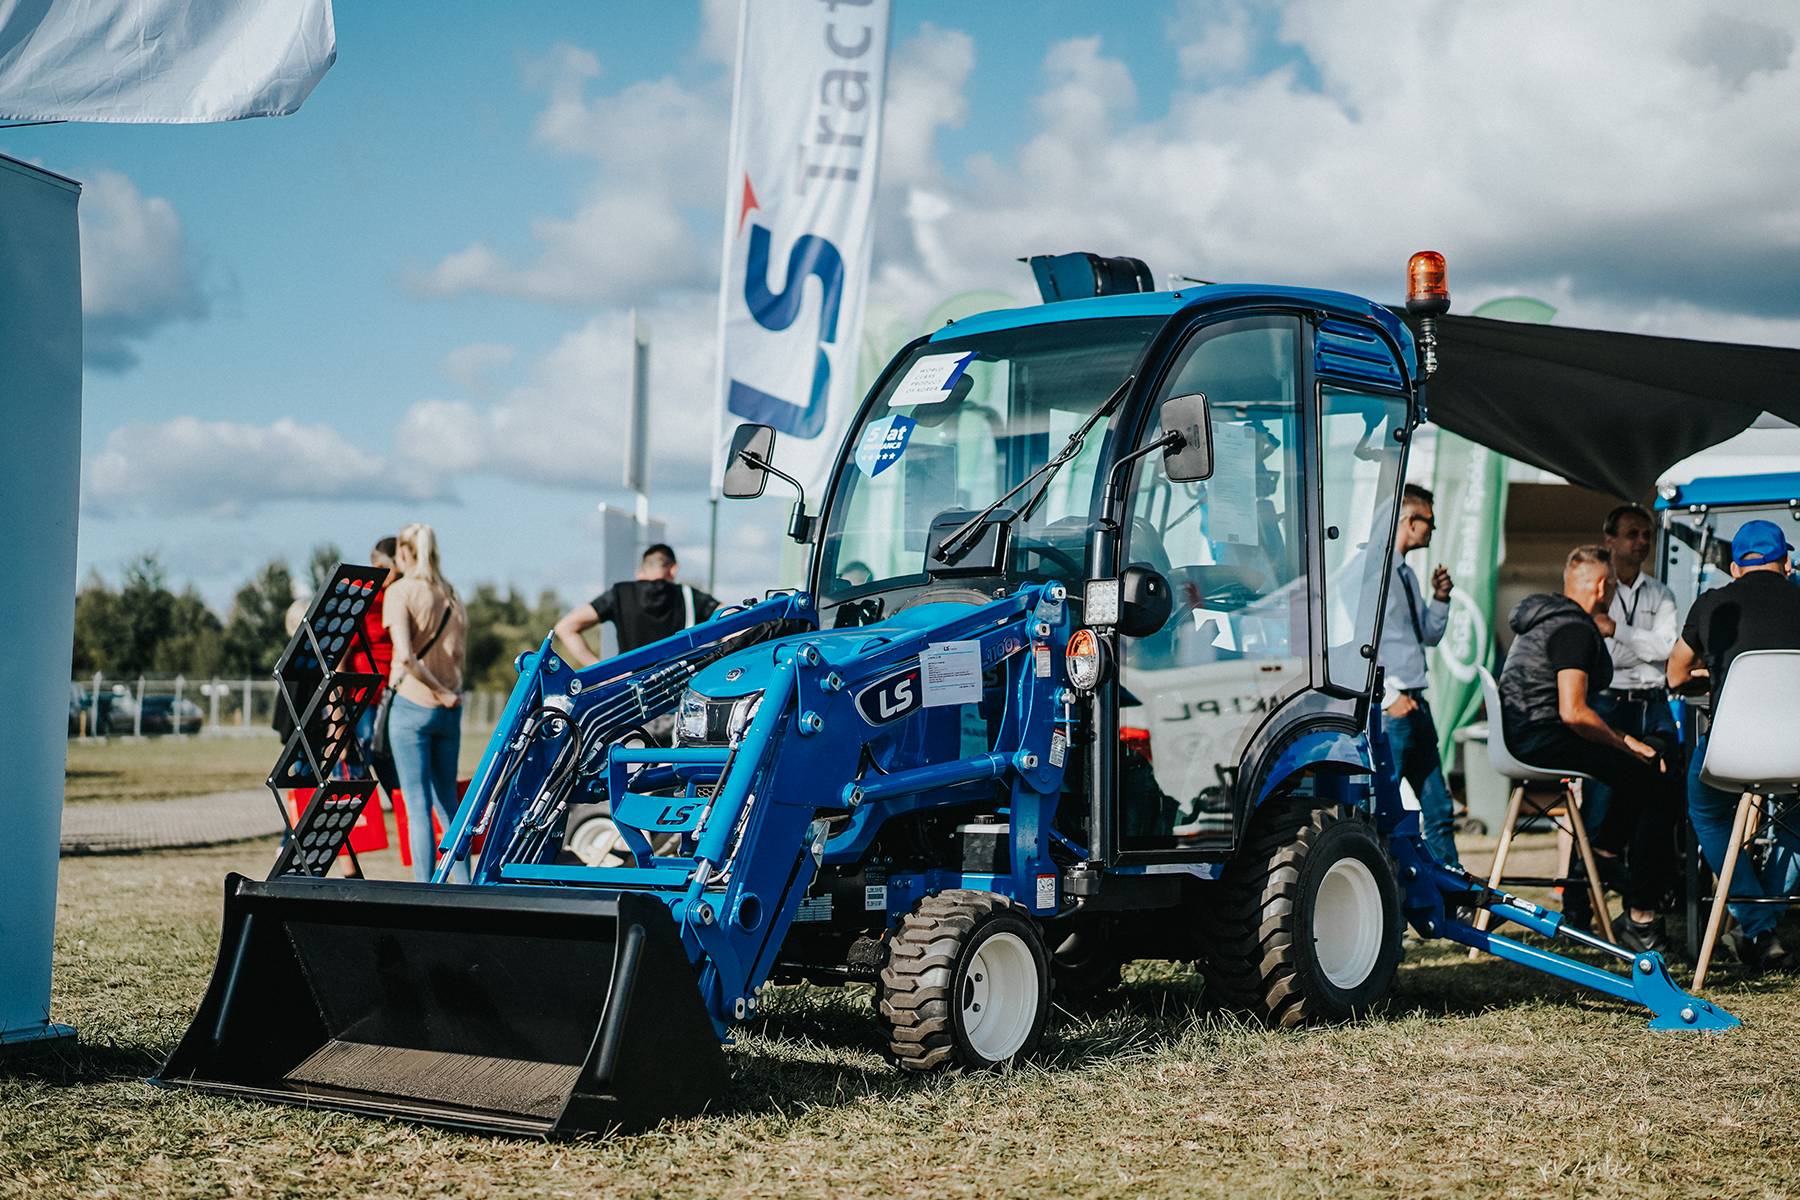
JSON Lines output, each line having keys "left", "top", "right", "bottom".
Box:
{"left": 854, "top": 664, "right": 922, "bottom": 727}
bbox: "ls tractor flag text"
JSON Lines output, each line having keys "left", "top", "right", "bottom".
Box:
{"left": 712, "top": 0, "right": 894, "bottom": 500}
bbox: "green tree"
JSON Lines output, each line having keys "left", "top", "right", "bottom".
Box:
{"left": 308, "top": 542, "right": 344, "bottom": 592}
{"left": 223, "top": 559, "right": 295, "bottom": 676}
{"left": 70, "top": 570, "right": 119, "bottom": 672}
{"left": 104, "top": 555, "right": 179, "bottom": 673}
{"left": 463, "top": 585, "right": 563, "bottom": 691}
{"left": 152, "top": 589, "right": 227, "bottom": 677}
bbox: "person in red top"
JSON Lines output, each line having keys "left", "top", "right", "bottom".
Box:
{"left": 349, "top": 537, "right": 401, "bottom": 792}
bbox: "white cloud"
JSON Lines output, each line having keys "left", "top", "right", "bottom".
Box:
{"left": 79, "top": 169, "right": 208, "bottom": 371}
{"left": 440, "top": 342, "right": 517, "bottom": 396}
{"left": 83, "top": 416, "right": 431, "bottom": 518}
{"left": 869, "top": 3, "right": 1800, "bottom": 341}
{"left": 393, "top": 292, "right": 719, "bottom": 493}
{"left": 406, "top": 46, "right": 728, "bottom": 307}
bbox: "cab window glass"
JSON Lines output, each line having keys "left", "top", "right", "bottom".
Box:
{"left": 1118, "top": 315, "right": 1303, "bottom": 851}
{"left": 1319, "top": 387, "right": 1408, "bottom": 691}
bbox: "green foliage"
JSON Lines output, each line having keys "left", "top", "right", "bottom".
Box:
{"left": 70, "top": 556, "right": 224, "bottom": 676}
{"left": 307, "top": 542, "right": 344, "bottom": 592}
{"left": 463, "top": 583, "right": 564, "bottom": 692}
{"left": 222, "top": 559, "right": 295, "bottom": 677}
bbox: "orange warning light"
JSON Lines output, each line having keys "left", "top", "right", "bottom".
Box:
{"left": 1406, "top": 251, "right": 1449, "bottom": 316}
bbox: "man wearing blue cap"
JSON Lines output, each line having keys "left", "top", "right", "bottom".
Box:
{"left": 1667, "top": 519, "right": 1800, "bottom": 970}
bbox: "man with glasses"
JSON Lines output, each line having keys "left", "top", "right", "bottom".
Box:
{"left": 1565, "top": 504, "right": 1683, "bottom": 930}
{"left": 1378, "top": 483, "right": 1461, "bottom": 870}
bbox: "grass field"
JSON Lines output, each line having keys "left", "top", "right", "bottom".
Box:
{"left": 5, "top": 837, "right": 1797, "bottom": 1199}
{"left": 63, "top": 735, "right": 490, "bottom": 805}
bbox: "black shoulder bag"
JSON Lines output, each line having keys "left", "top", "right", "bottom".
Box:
{"left": 369, "top": 602, "right": 452, "bottom": 757}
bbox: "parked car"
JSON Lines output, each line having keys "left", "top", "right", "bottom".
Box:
{"left": 137, "top": 695, "right": 204, "bottom": 735}
{"left": 68, "top": 683, "right": 115, "bottom": 736}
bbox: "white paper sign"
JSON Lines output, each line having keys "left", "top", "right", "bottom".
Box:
{"left": 889, "top": 351, "right": 978, "bottom": 408}
{"left": 1208, "top": 423, "right": 1260, "bottom": 545}
{"left": 920, "top": 640, "right": 983, "bottom": 706}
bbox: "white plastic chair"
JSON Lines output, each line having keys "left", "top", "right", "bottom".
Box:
{"left": 1693, "top": 649, "right": 1800, "bottom": 989}
{"left": 1471, "top": 667, "right": 1614, "bottom": 949}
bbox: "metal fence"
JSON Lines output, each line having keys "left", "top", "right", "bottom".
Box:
{"left": 69, "top": 672, "right": 508, "bottom": 741}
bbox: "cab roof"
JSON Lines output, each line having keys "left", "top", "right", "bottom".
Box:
{"left": 927, "top": 284, "right": 1417, "bottom": 387}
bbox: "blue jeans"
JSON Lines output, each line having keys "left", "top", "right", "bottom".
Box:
{"left": 1688, "top": 734, "right": 1799, "bottom": 939}
{"left": 389, "top": 694, "right": 469, "bottom": 883}
{"left": 1382, "top": 697, "right": 1461, "bottom": 870}
{"left": 1584, "top": 693, "right": 1682, "bottom": 844}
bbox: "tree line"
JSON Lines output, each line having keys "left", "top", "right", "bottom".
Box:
{"left": 71, "top": 545, "right": 568, "bottom": 692}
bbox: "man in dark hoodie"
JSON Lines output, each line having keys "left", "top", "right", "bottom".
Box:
{"left": 1498, "top": 545, "right": 1683, "bottom": 953}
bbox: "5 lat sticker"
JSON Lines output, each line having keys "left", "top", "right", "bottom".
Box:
{"left": 854, "top": 414, "right": 915, "bottom": 478}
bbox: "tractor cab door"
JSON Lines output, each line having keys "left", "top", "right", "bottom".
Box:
{"left": 1113, "top": 314, "right": 1412, "bottom": 861}
{"left": 1116, "top": 314, "right": 1310, "bottom": 855}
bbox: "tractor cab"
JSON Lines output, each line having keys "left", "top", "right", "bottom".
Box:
{"left": 741, "top": 286, "right": 1419, "bottom": 865}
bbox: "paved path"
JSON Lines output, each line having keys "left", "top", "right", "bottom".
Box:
{"left": 61, "top": 789, "right": 286, "bottom": 856}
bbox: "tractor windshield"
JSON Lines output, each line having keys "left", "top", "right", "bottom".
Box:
{"left": 816, "top": 317, "right": 1164, "bottom": 612}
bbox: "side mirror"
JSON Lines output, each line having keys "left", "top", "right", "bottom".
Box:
{"left": 1159, "top": 393, "right": 1213, "bottom": 482}
{"left": 722, "top": 424, "right": 775, "bottom": 499}
{"left": 1116, "top": 564, "right": 1173, "bottom": 638}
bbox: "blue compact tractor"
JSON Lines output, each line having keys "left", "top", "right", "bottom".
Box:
{"left": 156, "top": 254, "right": 1735, "bottom": 1136}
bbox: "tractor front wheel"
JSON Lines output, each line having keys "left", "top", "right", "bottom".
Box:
{"left": 1200, "top": 797, "right": 1400, "bottom": 1027}
{"left": 878, "top": 891, "right": 1051, "bottom": 1071}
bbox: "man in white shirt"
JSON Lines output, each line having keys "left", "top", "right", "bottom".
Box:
{"left": 1563, "top": 503, "right": 1683, "bottom": 928}
{"left": 1379, "top": 484, "right": 1461, "bottom": 870}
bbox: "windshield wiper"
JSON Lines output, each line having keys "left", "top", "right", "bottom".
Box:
{"left": 934, "top": 375, "right": 1134, "bottom": 566}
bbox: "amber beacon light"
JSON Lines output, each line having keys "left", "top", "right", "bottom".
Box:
{"left": 1405, "top": 251, "right": 1449, "bottom": 378}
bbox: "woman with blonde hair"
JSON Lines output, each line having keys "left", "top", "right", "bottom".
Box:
{"left": 384, "top": 522, "right": 470, "bottom": 882}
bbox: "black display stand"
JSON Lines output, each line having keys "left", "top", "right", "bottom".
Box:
{"left": 264, "top": 563, "right": 389, "bottom": 879}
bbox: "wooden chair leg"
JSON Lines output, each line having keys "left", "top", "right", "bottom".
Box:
{"left": 1471, "top": 784, "right": 1525, "bottom": 959}
{"left": 1564, "top": 785, "right": 1617, "bottom": 945}
{"left": 1694, "top": 791, "right": 1757, "bottom": 991}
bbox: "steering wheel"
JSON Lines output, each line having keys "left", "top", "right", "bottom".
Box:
{"left": 1014, "top": 539, "right": 1084, "bottom": 579}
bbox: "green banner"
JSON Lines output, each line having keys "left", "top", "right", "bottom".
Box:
{"left": 1426, "top": 429, "right": 1510, "bottom": 761}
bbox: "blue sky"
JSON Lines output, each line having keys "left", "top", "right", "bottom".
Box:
{"left": 8, "top": 0, "right": 1799, "bottom": 612}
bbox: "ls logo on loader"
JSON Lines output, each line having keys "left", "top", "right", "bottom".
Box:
{"left": 855, "top": 664, "right": 922, "bottom": 727}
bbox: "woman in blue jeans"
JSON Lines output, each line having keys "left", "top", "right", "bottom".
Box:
{"left": 383, "top": 523, "right": 470, "bottom": 883}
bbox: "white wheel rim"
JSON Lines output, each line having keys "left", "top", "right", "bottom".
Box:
{"left": 1314, "top": 856, "right": 1384, "bottom": 990}
{"left": 961, "top": 931, "right": 1038, "bottom": 1062}
{"left": 568, "top": 817, "right": 630, "bottom": 868}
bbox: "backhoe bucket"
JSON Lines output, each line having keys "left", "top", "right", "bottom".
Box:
{"left": 154, "top": 874, "right": 728, "bottom": 1137}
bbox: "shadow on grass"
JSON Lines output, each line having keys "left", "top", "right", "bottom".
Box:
{"left": 0, "top": 1034, "right": 170, "bottom": 1089}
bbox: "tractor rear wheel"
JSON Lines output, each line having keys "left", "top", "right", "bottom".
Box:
{"left": 1200, "top": 797, "right": 1400, "bottom": 1027}
{"left": 878, "top": 890, "right": 1051, "bottom": 1071}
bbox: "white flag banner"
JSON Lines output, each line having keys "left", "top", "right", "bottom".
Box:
{"left": 0, "top": 0, "right": 335, "bottom": 123}
{"left": 711, "top": 0, "right": 891, "bottom": 502}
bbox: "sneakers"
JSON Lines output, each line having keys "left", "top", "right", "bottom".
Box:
{"left": 1611, "top": 913, "right": 1671, "bottom": 956}
{"left": 1738, "top": 930, "right": 1794, "bottom": 971}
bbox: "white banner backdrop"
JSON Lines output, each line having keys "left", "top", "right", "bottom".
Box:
{"left": 0, "top": 0, "right": 336, "bottom": 123}
{"left": 711, "top": 0, "right": 891, "bottom": 502}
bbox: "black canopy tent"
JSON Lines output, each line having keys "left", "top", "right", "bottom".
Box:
{"left": 1408, "top": 313, "right": 1800, "bottom": 500}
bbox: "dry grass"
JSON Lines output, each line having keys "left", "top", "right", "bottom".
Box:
{"left": 64, "top": 734, "right": 490, "bottom": 806}
{"left": 5, "top": 837, "right": 1797, "bottom": 1199}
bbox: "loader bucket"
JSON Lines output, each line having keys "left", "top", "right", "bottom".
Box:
{"left": 153, "top": 874, "right": 728, "bottom": 1137}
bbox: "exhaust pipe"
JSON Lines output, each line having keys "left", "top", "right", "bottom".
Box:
{"left": 154, "top": 874, "right": 728, "bottom": 1136}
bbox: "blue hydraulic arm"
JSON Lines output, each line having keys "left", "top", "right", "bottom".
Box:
{"left": 1367, "top": 711, "right": 1737, "bottom": 1032}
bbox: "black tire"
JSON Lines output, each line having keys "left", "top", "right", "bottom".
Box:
{"left": 1200, "top": 797, "right": 1401, "bottom": 1027}
{"left": 878, "top": 890, "right": 1052, "bottom": 1071}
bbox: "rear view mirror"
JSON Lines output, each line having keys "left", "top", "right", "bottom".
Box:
{"left": 723, "top": 424, "right": 775, "bottom": 499}
{"left": 1159, "top": 393, "right": 1213, "bottom": 482}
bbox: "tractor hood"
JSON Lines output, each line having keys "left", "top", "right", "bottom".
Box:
{"left": 686, "top": 602, "right": 989, "bottom": 700}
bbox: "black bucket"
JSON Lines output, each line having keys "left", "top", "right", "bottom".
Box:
{"left": 154, "top": 874, "right": 728, "bottom": 1137}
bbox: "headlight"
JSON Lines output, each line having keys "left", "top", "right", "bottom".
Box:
{"left": 674, "top": 687, "right": 765, "bottom": 746}
{"left": 676, "top": 689, "right": 709, "bottom": 744}
{"left": 1066, "top": 628, "right": 1109, "bottom": 691}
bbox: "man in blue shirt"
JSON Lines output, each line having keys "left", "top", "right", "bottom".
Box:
{"left": 1380, "top": 483, "right": 1460, "bottom": 869}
